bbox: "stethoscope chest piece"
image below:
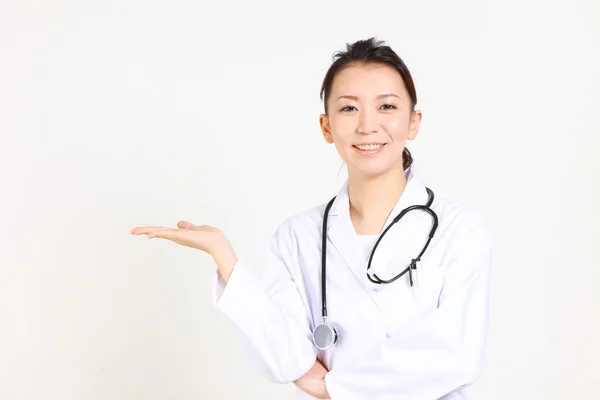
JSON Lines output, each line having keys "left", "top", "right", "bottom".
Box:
{"left": 312, "top": 320, "right": 338, "bottom": 350}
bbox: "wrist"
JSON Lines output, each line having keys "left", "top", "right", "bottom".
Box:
{"left": 212, "top": 240, "right": 238, "bottom": 283}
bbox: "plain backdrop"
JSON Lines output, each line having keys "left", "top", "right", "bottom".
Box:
{"left": 1, "top": 0, "right": 598, "bottom": 399}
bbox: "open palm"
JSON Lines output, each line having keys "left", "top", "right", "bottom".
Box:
{"left": 130, "top": 220, "right": 224, "bottom": 254}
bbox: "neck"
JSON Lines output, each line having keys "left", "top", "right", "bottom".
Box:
{"left": 348, "top": 165, "right": 407, "bottom": 235}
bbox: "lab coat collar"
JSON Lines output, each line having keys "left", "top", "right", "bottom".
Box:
{"left": 327, "top": 166, "right": 430, "bottom": 222}
{"left": 325, "top": 166, "right": 432, "bottom": 292}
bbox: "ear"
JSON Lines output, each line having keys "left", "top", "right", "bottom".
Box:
{"left": 407, "top": 109, "right": 422, "bottom": 140}
{"left": 320, "top": 114, "right": 334, "bottom": 144}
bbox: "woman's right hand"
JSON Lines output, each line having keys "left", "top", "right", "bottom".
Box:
{"left": 130, "top": 220, "right": 225, "bottom": 253}
{"left": 130, "top": 220, "right": 238, "bottom": 282}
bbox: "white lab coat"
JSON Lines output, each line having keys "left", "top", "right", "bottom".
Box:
{"left": 212, "top": 167, "right": 493, "bottom": 400}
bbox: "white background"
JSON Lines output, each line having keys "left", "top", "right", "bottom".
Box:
{"left": 1, "top": 0, "right": 598, "bottom": 399}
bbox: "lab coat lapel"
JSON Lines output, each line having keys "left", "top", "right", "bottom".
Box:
{"left": 326, "top": 181, "right": 367, "bottom": 286}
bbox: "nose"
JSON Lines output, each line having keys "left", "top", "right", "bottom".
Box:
{"left": 357, "top": 108, "right": 378, "bottom": 135}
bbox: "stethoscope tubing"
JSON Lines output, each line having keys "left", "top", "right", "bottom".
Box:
{"left": 314, "top": 187, "right": 439, "bottom": 350}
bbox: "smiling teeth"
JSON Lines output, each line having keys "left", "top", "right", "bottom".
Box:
{"left": 356, "top": 144, "right": 383, "bottom": 151}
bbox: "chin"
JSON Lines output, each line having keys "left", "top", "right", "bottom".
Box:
{"left": 352, "top": 164, "right": 393, "bottom": 179}
{"left": 349, "top": 159, "right": 404, "bottom": 179}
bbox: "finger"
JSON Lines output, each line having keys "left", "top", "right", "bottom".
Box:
{"left": 177, "top": 220, "right": 195, "bottom": 230}
{"left": 131, "top": 226, "right": 156, "bottom": 235}
{"left": 131, "top": 226, "right": 172, "bottom": 235}
{"left": 147, "top": 228, "right": 185, "bottom": 240}
{"left": 177, "top": 220, "right": 204, "bottom": 231}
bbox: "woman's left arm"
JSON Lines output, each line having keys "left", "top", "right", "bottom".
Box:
{"left": 324, "top": 211, "right": 494, "bottom": 400}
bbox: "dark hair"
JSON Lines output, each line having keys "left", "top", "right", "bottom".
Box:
{"left": 320, "top": 37, "right": 417, "bottom": 170}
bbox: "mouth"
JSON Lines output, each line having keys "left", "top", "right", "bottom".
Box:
{"left": 353, "top": 143, "right": 386, "bottom": 155}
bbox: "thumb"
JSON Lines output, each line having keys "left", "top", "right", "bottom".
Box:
{"left": 177, "top": 220, "right": 200, "bottom": 230}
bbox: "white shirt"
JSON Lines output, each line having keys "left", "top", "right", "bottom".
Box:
{"left": 212, "top": 167, "right": 493, "bottom": 399}
{"left": 355, "top": 233, "right": 379, "bottom": 264}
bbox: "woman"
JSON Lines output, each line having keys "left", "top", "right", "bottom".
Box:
{"left": 131, "top": 37, "right": 493, "bottom": 400}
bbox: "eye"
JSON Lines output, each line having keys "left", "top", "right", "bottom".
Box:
{"left": 380, "top": 104, "right": 397, "bottom": 111}
{"left": 340, "top": 105, "right": 357, "bottom": 112}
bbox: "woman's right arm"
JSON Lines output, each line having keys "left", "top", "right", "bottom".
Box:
{"left": 211, "top": 221, "right": 318, "bottom": 384}
{"left": 131, "top": 219, "right": 318, "bottom": 384}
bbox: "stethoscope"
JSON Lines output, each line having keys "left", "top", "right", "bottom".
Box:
{"left": 311, "top": 187, "right": 439, "bottom": 351}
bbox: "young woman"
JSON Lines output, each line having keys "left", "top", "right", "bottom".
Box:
{"left": 131, "top": 37, "right": 493, "bottom": 400}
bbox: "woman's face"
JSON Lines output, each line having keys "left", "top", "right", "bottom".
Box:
{"left": 320, "top": 62, "right": 422, "bottom": 179}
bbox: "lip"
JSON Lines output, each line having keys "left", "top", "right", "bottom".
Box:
{"left": 353, "top": 143, "right": 387, "bottom": 155}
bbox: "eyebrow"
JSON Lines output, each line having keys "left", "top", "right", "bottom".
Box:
{"left": 336, "top": 93, "right": 401, "bottom": 101}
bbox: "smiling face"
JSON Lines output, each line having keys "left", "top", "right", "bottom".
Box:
{"left": 320, "top": 62, "right": 422, "bottom": 179}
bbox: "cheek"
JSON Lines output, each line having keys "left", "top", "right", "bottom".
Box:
{"left": 329, "top": 118, "right": 354, "bottom": 143}
{"left": 382, "top": 115, "right": 409, "bottom": 140}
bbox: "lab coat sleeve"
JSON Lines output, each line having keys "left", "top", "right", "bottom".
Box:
{"left": 324, "top": 211, "right": 494, "bottom": 400}
{"left": 212, "top": 221, "right": 318, "bottom": 384}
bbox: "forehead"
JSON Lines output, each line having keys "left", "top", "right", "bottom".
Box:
{"left": 330, "top": 62, "right": 408, "bottom": 98}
